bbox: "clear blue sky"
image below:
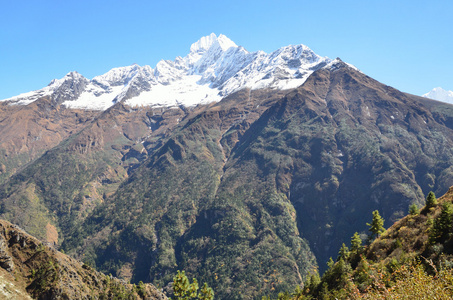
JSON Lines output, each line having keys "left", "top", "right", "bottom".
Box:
{"left": 1, "top": 0, "right": 451, "bottom": 100}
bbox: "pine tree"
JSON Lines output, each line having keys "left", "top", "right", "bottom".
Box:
{"left": 354, "top": 257, "right": 372, "bottom": 291}
{"left": 172, "top": 270, "right": 214, "bottom": 300}
{"left": 173, "top": 270, "right": 198, "bottom": 299}
{"left": 337, "top": 243, "right": 350, "bottom": 261}
{"left": 367, "top": 210, "right": 385, "bottom": 240}
{"left": 327, "top": 257, "right": 335, "bottom": 269}
{"left": 199, "top": 283, "right": 214, "bottom": 300}
{"left": 303, "top": 270, "right": 321, "bottom": 294}
{"left": 425, "top": 191, "right": 438, "bottom": 209}
{"left": 429, "top": 201, "right": 453, "bottom": 244}
{"left": 310, "top": 271, "right": 321, "bottom": 288}
{"left": 409, "top": 203, "right": 419, "bottom": 215}
{"left": 292, "top": 286, "right": 304, "bottom": 300}
{"left": 350, "top": 232, "right": 362, "bottom": 252}
{"left": 319, "top": 282, "right": 330, "bottom": 300}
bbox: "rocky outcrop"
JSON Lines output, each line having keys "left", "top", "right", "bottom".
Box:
{"left": 0, "top": 219, "right": 167, "bottom": 299}
{"left": 0, "top": 235, "right": 14, "bottom": 272}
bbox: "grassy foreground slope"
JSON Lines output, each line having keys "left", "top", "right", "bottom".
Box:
{"left": 290, "top": 187, "right": 453, "bottom": 299}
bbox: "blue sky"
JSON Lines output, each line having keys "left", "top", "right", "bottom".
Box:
{"left": 1, "top": 0, "right": 451, "bottom": 100}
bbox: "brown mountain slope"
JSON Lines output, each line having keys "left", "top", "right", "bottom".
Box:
{"left": 0, "top": 219, "right": 166, "bottom": 299}
{"left": 0, "top": 100, "right": 191, "bottom": 243}
{"left": 0, "top": 98, "right": 99, "bottom": 184}
{"left": 0, "top": 87, "right": 285, "bottom": 246}
{"left": 45, "top": 62, "right": 453, "bottom": 298}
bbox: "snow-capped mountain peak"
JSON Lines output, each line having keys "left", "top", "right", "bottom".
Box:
{"left": 92, "top": 64, "right": 143, "bottom": 86}
{"left": 423, "top": 87, "right": 453, "bottom": 104}
{"left": 215, "top": 34, "right": 238, "bottom": 51}
{"left": 189, "top": 33, "right": 236, "bottom": 54}
{"left": 324, "top": 57, "right": 360, "bottom": 73}
{"left": 47, "top": 71, "right": 84, "bottom": 88}
{"left": 2, "top": 33, "right": 333, "bottom": 110}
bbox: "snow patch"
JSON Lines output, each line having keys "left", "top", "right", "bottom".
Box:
{"left": 325, "top": 58, "right": 360, "bottom": 72}
{"left": 63, "top": 85, "right": 124, "bottom": 110}
{"left": 125, "top": 75, "right": 221, "bottom": 108}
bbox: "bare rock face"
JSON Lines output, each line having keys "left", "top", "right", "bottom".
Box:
{"left": 0, "top": 219, "right": 167, "bottom": 300}
{"left": 0, "top": 235, "right": 14, "bottom": 272}
{"left": 51, "top": 72, "right": 90, "bottom": 104}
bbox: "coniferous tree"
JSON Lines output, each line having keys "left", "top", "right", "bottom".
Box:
{"left": 327, "top": 257, "right": 335, "bottom": 269}
{"left": 350, "top": 232, "right": 362, "bottom": 253}
{"left": 303, "top": 270, "right": 321, "bottom": 294}
{"left": 337, "top": 243, "right": 350, "bottom": 261}
{"left": 309, "top": 272, "right": 321, "bottom": 290}
{"left": 199, "top": 283, "right": 214, "bottom": 300}
{"left": 367, "top": 210, "right": 385, "bottom": 240}
{"left": 319, "top": 282, "right": 330, "bottom": 300}
{"left": 429, "top": 201, "right": 453, "bottom": 244}
{"left": 409, "top": 203, "right": 419, "bottom": 215}
{"left": 292, "top": 286, "right": 304, "bottom": 300}
{"left": 172, "top": 270, "right": 214, "bottom": 300}
{"left": 354, "top": 257, "right": 372, "bottom": 291}
{"left": 426, "top": 191, "right": 438, "bottom": 209}
{"left": 173, "top": 270, "right": 198, "bottom": 299}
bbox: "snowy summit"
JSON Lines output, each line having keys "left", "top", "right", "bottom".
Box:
{"left": 1, "top": 33, "right": 332, "bottom": 110}
{"left": 423, "top": 87, "right": 453, "bottom": 105}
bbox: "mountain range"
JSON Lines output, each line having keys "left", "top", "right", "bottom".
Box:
{"left": 2, "top": 33, "right": 332, "bottom": 110}
{"left": 1, "top": 33, "right": 453, "bottom": 298}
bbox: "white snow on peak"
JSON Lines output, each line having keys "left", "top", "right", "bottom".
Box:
{"left": 64, "top": 85, "right": 124, "bottom": 110}
{"left": 190, "top": 33, "right": 217, "bottom": 53}
{"left": 423, "top": 87, "right": 453, "bottom": 104}
{"left": 189, "top": 33, "right": 236, "bottom": 53}
{"left": 216, "top": 34, "right": 238, "bottom": 51}
{"left": 3, "top": 71, "right": 86, "bottom": 105}
{"left": 325, "top": 58, "right": 360, "bottom": 72}
{"left": 126, "top": 75, "right": 222, "bottom": 108}
{"left": 1, "top": 33, "right": 333, "bottom": 110}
